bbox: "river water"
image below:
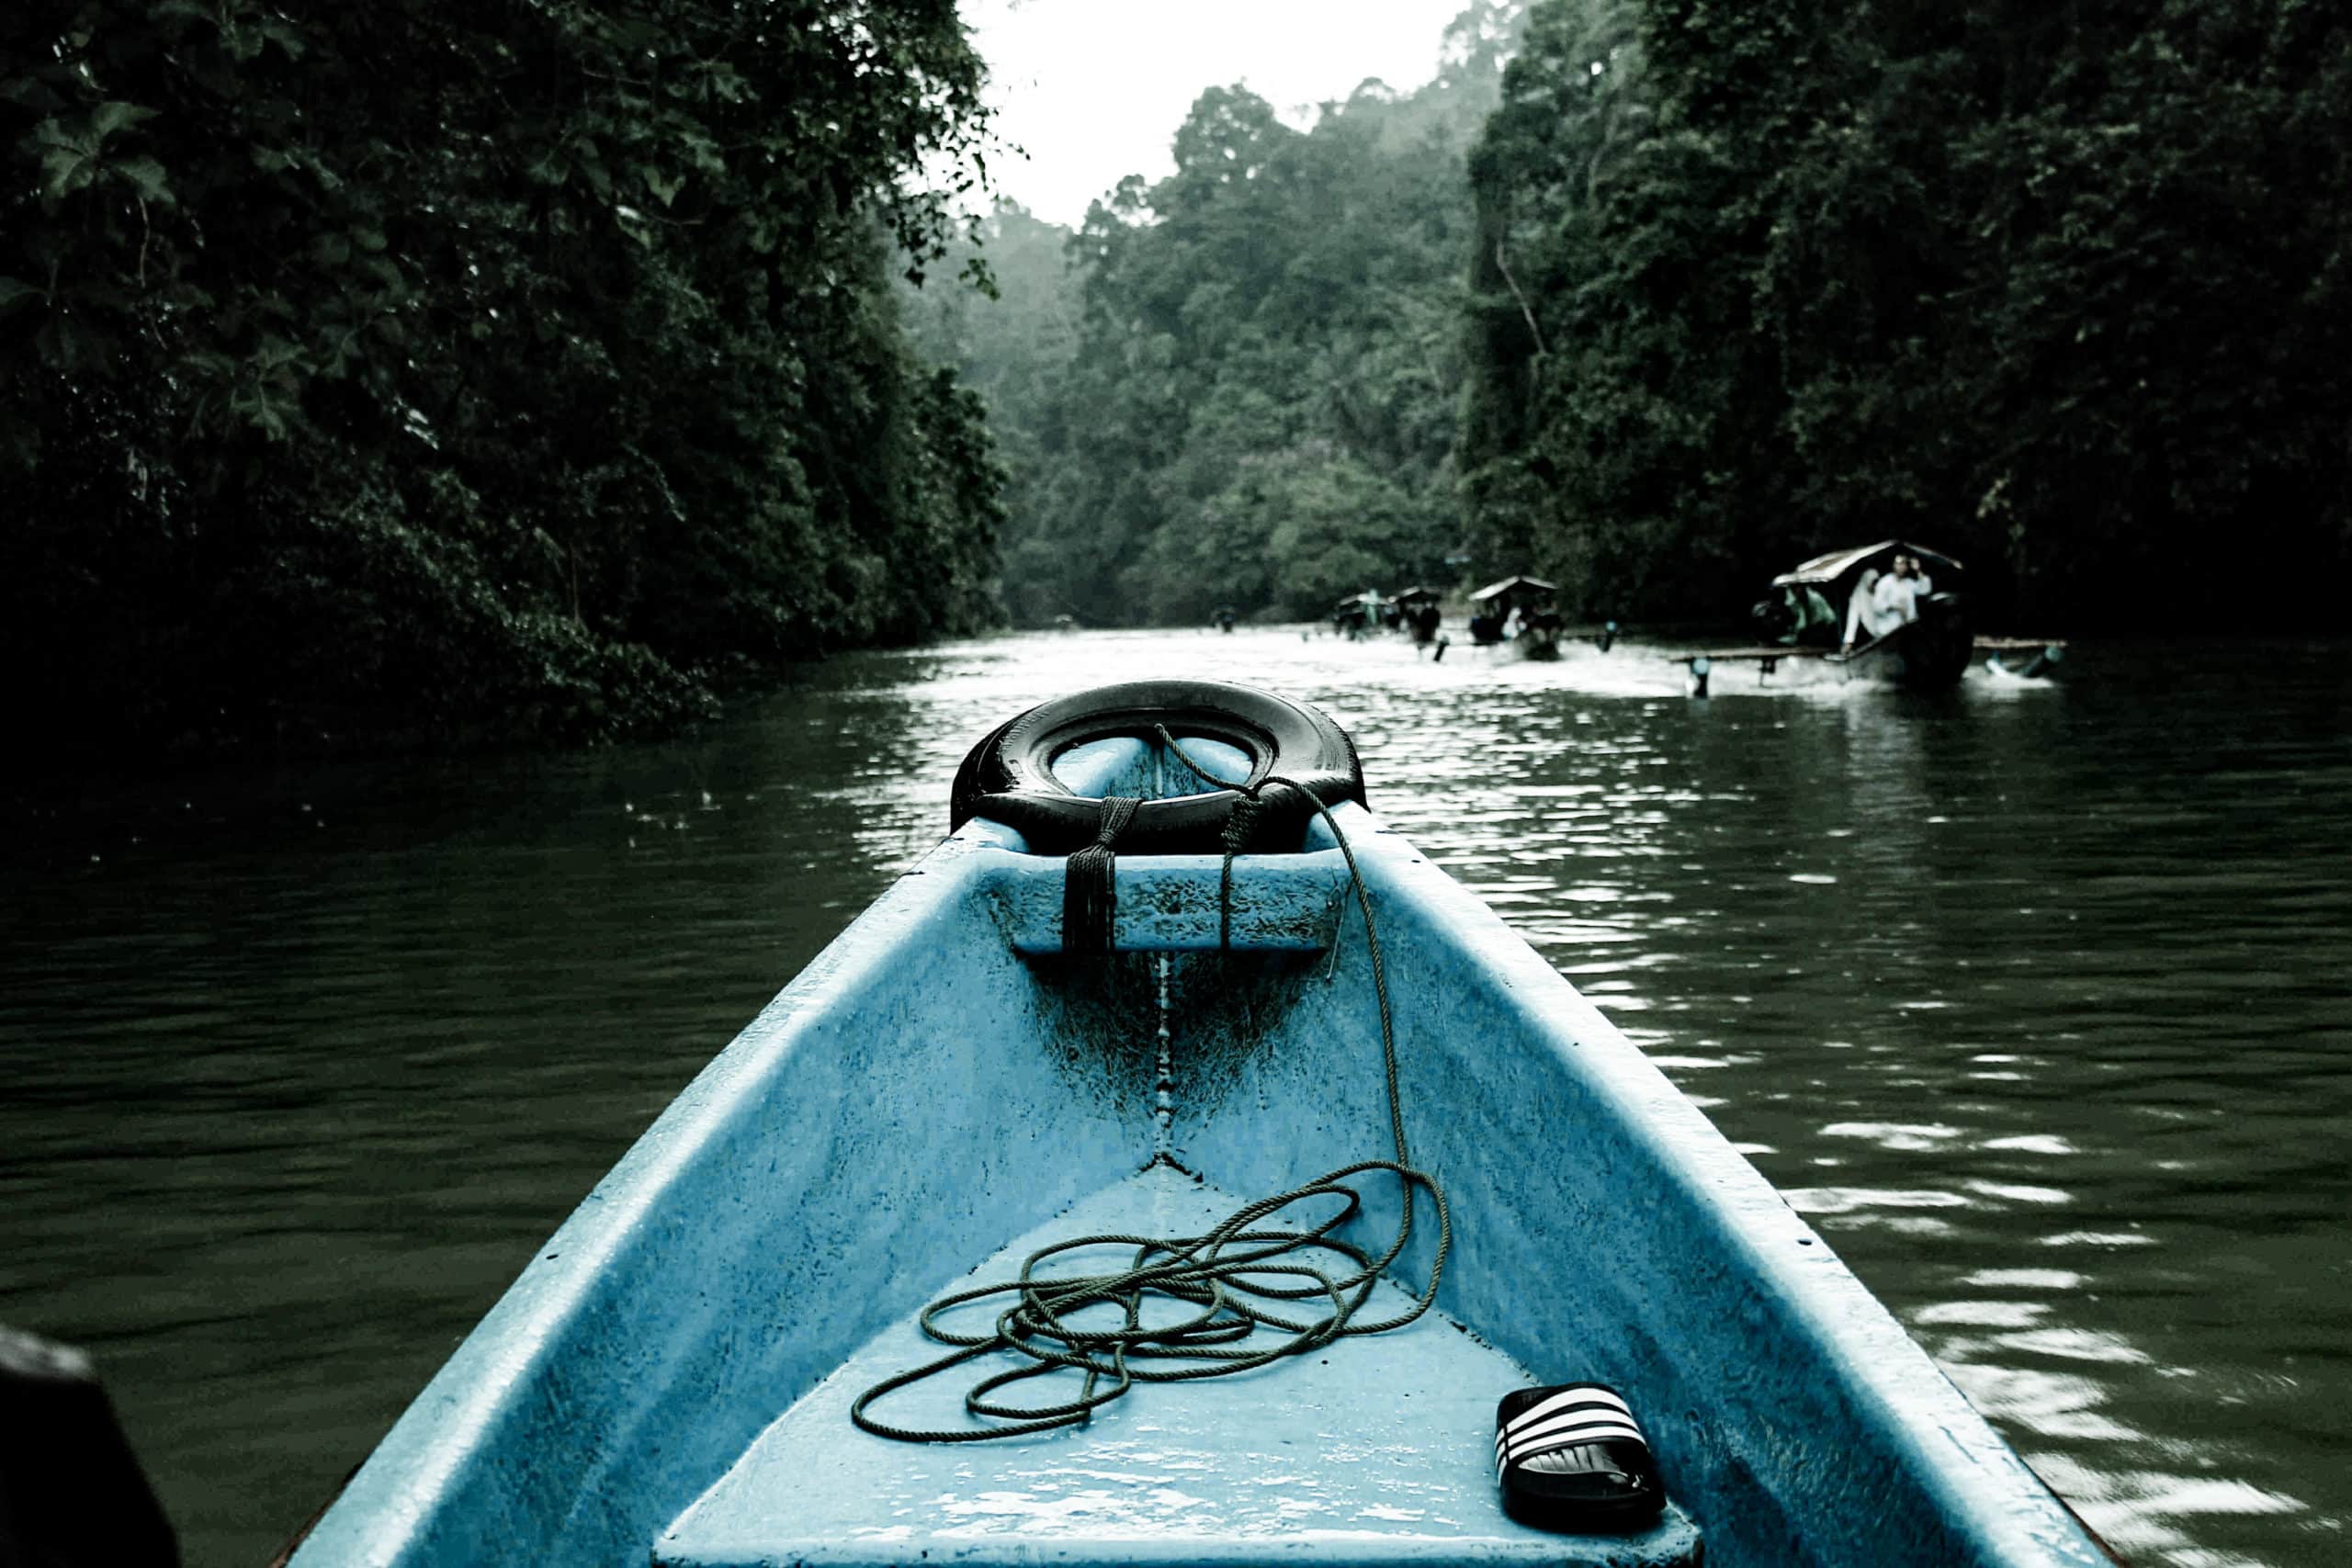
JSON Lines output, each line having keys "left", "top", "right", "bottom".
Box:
{"left": 3, "top": 629, "right": 2346, "bottom": 1567}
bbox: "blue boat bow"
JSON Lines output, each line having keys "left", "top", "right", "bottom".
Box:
{"left": 290, "top": 708, "right": 2111, "bottom": 1568}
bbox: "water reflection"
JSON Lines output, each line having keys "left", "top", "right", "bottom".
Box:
{"left": 2, "top": 628, "right": 2346, "bottom": 1567}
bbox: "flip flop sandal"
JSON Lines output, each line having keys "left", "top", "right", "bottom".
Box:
{"left": 1495, "top": 1382, "right": 1666, "bottom": 1531}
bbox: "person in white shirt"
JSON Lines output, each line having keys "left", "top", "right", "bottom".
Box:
{"left": 1879, "top": 553, "right": 1931, "bottom": 625}
{"left": 1843, "top": 554, "right": 1933, "bottom": 650}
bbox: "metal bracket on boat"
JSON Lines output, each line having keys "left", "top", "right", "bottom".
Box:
{"left": 977, "top": 850, "right": 1349, "bottom": 953}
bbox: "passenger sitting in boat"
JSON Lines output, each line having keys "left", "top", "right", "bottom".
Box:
{"left": 1844, "top": 554, "right": 1935, "bottom": 650}
{"left": 1780, "top": 586, "right": 1834, "bottom": 640}
{"left": 1879, "top": 554, "right": 1930, "bottom": 626}
{"left": 1841, "top": 570, "right": 1882, "bottom": 650}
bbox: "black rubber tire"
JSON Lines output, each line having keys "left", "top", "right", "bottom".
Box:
{"left": 950, "top": 680, "right": 1364, "bottom": 854}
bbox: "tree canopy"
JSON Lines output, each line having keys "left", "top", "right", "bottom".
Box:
{"left": 3, "top": 0, "right": 1006, "bottom": 754}
{"left": 1460, "top": 0, "right": 2352, "bottom": 626}
{"left": 12, "top": 0, "right": 2347, "bottom": 764}
{"left": 912, "top": 2, "right": 1532, "bottom": 627}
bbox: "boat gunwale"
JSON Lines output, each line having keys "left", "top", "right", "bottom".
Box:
{"left": 288, "top": 817, "right": 1136, "bottom": 1567}
{"left": 1273, "top": 821, "right": 2109, "bottom": 1568}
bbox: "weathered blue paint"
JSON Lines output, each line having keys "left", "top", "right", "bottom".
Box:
{"left": 1161, "top": 818, "right": 2107, "bottom": 1568}
{"left": 291, "top": 729, "right": 2109, "bottom": 1568}
{"left": 1051, "top": 734, "right": 1253, "bottom": 798}
{"left": 988, "top": 852, "right": 1344, "bottom": 953}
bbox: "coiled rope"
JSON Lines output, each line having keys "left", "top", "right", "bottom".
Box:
{"left": 849, "top": 732, "right": 1451, "bottom": 1443}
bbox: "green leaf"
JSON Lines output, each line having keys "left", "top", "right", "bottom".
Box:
{"left": 90, "top": 101, "right": 158, "bottom": 140}
{"left": 680, "top": 130, "right": 727, "bottom": 176}
{"left": 644, "top": 168, "right": 685, "bottom": 208}
{"left": 230, "top": 388, "right": 292, "bottom": 440}
{"left": 114, "top": 156, "right": 174, "bottom": 204}
{"left": 0, "top": 276, "right": 41, "bottom": 310}
{"left": 258, "top": 17, "right": 308, "bottom": 59}
{"left": 39, "top": 143, "right": 99, "bottom": 201}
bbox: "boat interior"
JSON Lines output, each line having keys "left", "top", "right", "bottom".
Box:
{"left": 291, "top": 734, "right": 2106, "bottom": 1568}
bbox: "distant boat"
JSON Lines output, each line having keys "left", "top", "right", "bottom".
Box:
{"left": 1331, "top": 590, "right": 1387, "bottom": 639}
{"left": 1393, "top": 585, "right": 1444, "bottom": 646}
{"left": 284, "top": 682, "right": 2113, "bottom": 1568}
{"left": 1468, "top": 575, "right": 1564, "bottom": 659}
{"left": 1670, "top": 541, "right": 2062, "bottom": 693}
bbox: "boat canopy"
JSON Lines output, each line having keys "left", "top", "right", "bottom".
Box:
{"left": 1391, "top": 585, "right": 1442, "bottom": 605}
{"left": 1333, "top": 590, "right": 1387, "bottom": 610}
{"left": 1771, "top": 540, "right": 1962, "bottom": 591}
{"left": 1469, "top": 574, "right": 1558, "bottom": 604}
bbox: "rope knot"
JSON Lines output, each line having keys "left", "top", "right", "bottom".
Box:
{"left": 1063, "top": 795, "right": 1140, "bottom": 954}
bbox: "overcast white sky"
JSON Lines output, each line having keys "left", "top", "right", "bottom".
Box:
{"left": 965, "top": 0, "right": 1472, "bottom": 227}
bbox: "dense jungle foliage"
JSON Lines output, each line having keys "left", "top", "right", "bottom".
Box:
{"left": 930, "top": 0, "right": 2351, "bottom": 632}
{"left": 1460, "top": 0, "right": 2352, "bottom": 625}
{"left": 12, "top": 0, "right": 2351, "bottom": 754}
{"left": 3, "top": 1, "right": 1004, "bottom": 753}
{"left": 911, "top": 3, "right": 1531, "bottom": 627}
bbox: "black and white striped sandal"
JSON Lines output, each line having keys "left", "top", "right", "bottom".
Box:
{"left": 1495, "top": 1382, "right": 1666, "bottom": 1530}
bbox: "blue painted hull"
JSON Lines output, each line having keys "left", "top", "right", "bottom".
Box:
{"left": 291, "top": 744, "right": 2108, "bottom": 1568}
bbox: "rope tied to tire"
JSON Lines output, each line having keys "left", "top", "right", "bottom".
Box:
{"left": 1061, "top": 794, "right": 1141, "bottom": 955}
{"left": 850, "top": 727, "right": 1451, "bottom": 1445}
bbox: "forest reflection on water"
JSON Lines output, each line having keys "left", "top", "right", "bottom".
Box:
{"left": 3, "top": 628, "right": 2347, "bottom": 1568}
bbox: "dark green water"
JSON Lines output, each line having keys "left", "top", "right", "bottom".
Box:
{"left": 4, "top": 630, "right": 2346, "bottom": 1567}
